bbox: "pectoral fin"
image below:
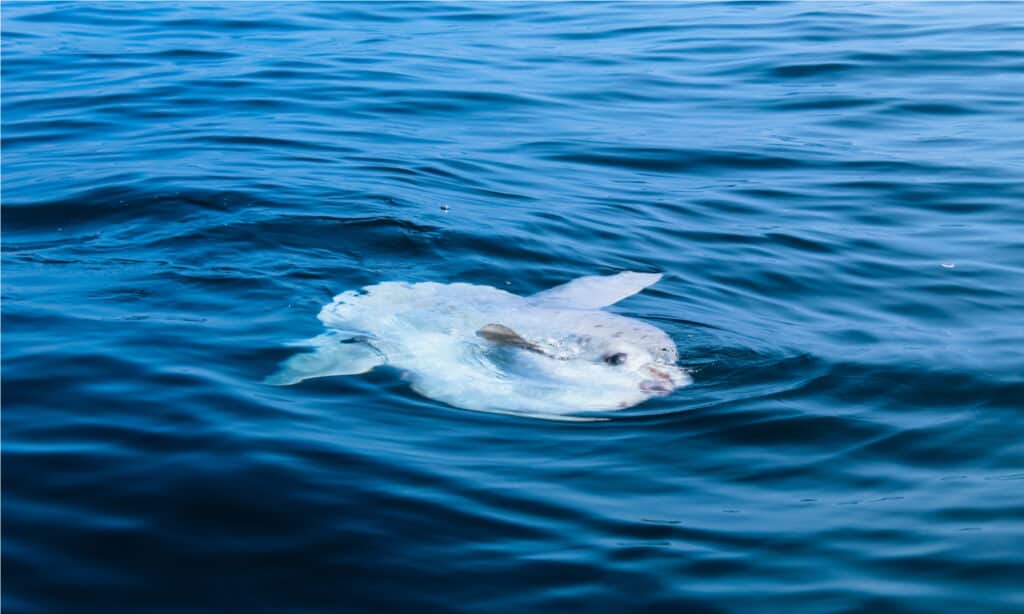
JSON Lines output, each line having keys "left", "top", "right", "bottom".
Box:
{"left": 266, "top": 333, "right": 384, "bottom": 385}
{"left": 476, "top": 323, "right": 545, "bottom": 354}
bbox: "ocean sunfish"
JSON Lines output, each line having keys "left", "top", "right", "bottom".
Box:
{"left": 267, "top": 271, "right": 690, "bottom": 418}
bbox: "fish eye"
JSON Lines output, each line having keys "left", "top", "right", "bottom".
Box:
{"left": 603, "top": 352, "right": 628, "bottom": 366}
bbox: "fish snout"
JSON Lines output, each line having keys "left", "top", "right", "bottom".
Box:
{"left": 639, "top": 364, "right": 684, "bottom": 396}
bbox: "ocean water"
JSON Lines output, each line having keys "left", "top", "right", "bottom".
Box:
{"left": 3, "top": 2, "right": 1023, "bottom": 611}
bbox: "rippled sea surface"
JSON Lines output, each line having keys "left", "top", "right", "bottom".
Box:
{"left": 4, "top": 2, "right": 1024, "bottom": 611}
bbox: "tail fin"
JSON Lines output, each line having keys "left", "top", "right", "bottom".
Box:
{"left": 265, "top": 333, "right": 384, "bottom": 385}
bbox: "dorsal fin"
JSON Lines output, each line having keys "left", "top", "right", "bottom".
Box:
{"left": 529, "top": 272, "right": 663, "bottom": 310}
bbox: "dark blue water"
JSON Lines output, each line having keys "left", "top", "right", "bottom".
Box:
{"left": 4, "top": 2, "right": 1024, "bottom": 611}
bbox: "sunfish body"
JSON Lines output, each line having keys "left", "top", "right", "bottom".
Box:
{"left": 268, "top": 272, "right": 690, "bottom": 418}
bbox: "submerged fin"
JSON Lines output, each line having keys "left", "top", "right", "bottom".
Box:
{"left": 529, "top": 271, "right": 663, "bottom": 309}
{"left": 477, "top": 323, "right": 545, "bottom": 354}
{"left": 265, "top": 333, "right": 383, "bottom": 385}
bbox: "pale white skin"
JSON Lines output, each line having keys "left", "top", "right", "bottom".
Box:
{"left": 269, "top": 272, "right": 690, "bottom": 419}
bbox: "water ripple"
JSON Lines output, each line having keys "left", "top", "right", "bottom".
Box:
{"left": 4, "top": 2, "right": 1024, "bottom": 612}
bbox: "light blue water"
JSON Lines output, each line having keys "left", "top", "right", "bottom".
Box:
{"left": 3, "top": 2, "right": 1024, "bottom": 612}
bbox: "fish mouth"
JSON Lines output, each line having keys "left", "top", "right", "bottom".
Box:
{"left": 640, "top": 365, "right": 683, "bottom": 396}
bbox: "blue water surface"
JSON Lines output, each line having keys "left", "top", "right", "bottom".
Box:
{"left": 3, "top": 2, "right": 1024, "bottom": 612}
